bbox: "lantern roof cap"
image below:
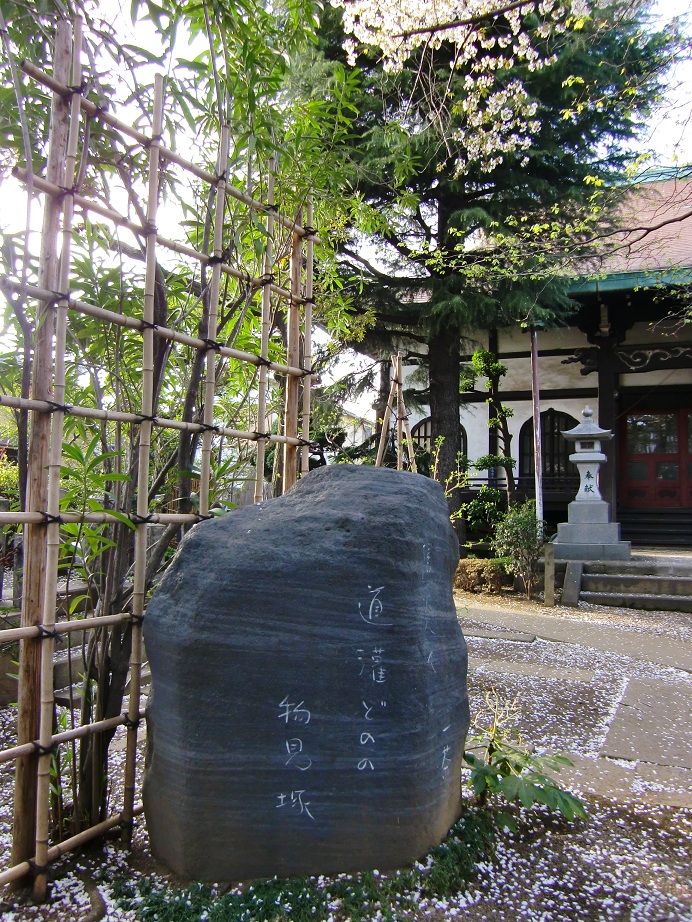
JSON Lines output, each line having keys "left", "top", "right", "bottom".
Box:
{"left": 561, "top": 406, "right": 613, "bottom": 442}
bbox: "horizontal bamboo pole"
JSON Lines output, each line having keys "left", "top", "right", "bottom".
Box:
{"left": 18, "top": 61, "right": 321, "bottom": 244}
{"left": 0, "top": 511, "right": 216, "bottom": 525}
{"left": 0, "top": 804, "right": 145, "bottom": 888}
{"left": 0, "top": 278, "right": 312, "bottom": 378}
{"left": 12, "top": 169, "right": 296, "bottom": 302}
{"left": 0, "top": 712, "right": 145, "bottom": 764}
{"left": 0, "top": 393, "right": 306, "bottom": 444}
{"left": 0, "top": 612, "right": 129, "bottom": 645}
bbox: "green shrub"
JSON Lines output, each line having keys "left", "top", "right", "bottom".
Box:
{"left": 461, "top": 485, "right": 504, "bottom": 534}
{"left": 0, "top": 452, "right": 19, "bottom": 503}
{"left": 491, "top": 500, "right": 544, "bottom": 599}
{"left": 465, "top": 690, "right": 587, "bottom": 829}
{"left": 454, "top": 557, "right": 511, "bottom": 593}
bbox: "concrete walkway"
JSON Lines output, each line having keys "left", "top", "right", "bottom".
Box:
{"left": 457, "top": 596, "right": 692, "bottom": 809}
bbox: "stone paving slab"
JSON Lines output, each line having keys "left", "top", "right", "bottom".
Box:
{"left": 458, "top": 602, "right": 692, "bottom": 672}
{"left": 464, "top": 628, "right": 536, "bottom": 643}
{"left": 459, "top": 597, "right": 692, "bottom": 806}
{"left": 602, "top": 678, "right": 692, "bottom": 769}
{"left": 556, "top": 753, "right": 639, "bottom": 801}
{"left": 469, "top": 656, "right": 596, "bottom": 683}
{"left": 634, "top": 762, "right": 692, "bottom": 806}
{"left": 556, "top": 755, "right": 692, "bottom": 808}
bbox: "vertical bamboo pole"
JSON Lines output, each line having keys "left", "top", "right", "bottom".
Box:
{"left": 300, "top": 195, "right": 314, "bottom": 477}
{"left": 198, "top": 124, "right": 230, "bottom": 517}
{"left": 11, "top": 19, "right": 71, "bottom": 879}
{"left": 254, "top": 158, "right": 275, "bottom": 503}
{"left": 375, "top": 373, "right": 397, "bottom": 467}
{"left": 282, "top": 213, "right": 302, "bottom": 492}
{"left": 32, "top": 18, "right": 83, "bottom": 901}
{"left": 394, "top": 355, "right": 403, "bottom": 471}
{"left": 121, "top": 74, "right": 163, "bottom": 845}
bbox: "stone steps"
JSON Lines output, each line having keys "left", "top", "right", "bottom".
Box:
{"left": 581, "top": 573, "right": 692, "bottom": 595}
{"left": 558, "top": 555, "right": 692, "bottom": 613}
{"left": 579, "top": 590, "right": 692, "bottom": 613}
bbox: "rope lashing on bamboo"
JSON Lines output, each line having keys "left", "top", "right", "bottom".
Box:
{"left": 203, "top": 338, "right": 222, "bottom": 352}
{"left": 45, "top": 400, "right": 72, "bottom": 414}
{"left": 140, "top": 319, "right": 158, "bottom": 332}
{"left": 27, "top": 859, "right": 50, "bottom": 876}
{"left": 31, "top": 741, "right": 58, "bottom": 757}
{"left": 143, "top": 133, "right": 164, "bottom": 150}
{"left": 141, "top": 221, "right": 157, "bottom": 236}
{"left": 39, "top": 512, "right": 63, "bottom": 525}
{"left": 67, "top": 78, "right": 87, "bottom": 95}
{"left": 128, "top": 614, "right": 145, "bottom": 626}
{"left": 259, "top": 273, "right": 274, "bottom": 286}
{"left": 296, "top": 438, "right": 321, "bottom": 451}
{"left": 36, "top": 625, "right": 60, "bottom": 640}
{"left": 122, "top": 714, "right": 140, "bottom": 730}
{"left": 58, "top": 182, "right": 81, "bottom": 197}
{"left": 205, "top": 254, "right": 224, "bottom": 265}
{"left": 128, "top": 512, "right": 155, "bottom": 525}
{"left": 198, "top": 422, "right": 221, "bottom": 433}
{"left": 48, "top": 290, "right": 72, "bottom": 307}
{"left": 252, "top": 431, "right": 272, "bottom": 441}
{"left": 137, "top": 413, "right": 158, "bottom": 425}
{"left": 299, "top": 367, "right": 314, "bottom": 378}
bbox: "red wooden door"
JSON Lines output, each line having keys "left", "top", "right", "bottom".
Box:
{"left": 620, "top": 409, "right": 692, "bottom": 509}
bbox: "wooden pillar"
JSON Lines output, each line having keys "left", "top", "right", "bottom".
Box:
{"left": 597, "top": 342, "right": 618, "bottom": 511}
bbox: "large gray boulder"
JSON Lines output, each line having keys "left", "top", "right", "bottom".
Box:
{"left": 143, "top": 464, "right": 469, "bottom": 882}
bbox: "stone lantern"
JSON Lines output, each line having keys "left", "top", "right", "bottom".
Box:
{"left": 553, "top": 406, "right": 631, "bottom": 561}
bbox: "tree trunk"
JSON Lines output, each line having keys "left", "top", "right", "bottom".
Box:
{"left": 428, "top": 327, "right": 465, "bottom": 545}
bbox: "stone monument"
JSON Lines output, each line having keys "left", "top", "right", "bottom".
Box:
{"left": 143, "top": 464, "right": 469, "bottom": 882}
{"left": 553, "top": 406, "right": 631, "bottom": 561}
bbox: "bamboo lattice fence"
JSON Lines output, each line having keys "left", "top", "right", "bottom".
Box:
{"left": 0, "top": 18, "right": 317, "bottom": 897}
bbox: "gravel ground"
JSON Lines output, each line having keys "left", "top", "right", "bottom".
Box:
{"left": 0, "top": 592, "right": 690, "bottom": 921}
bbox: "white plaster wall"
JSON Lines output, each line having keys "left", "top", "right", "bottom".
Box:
{"left": 625, "top": 318, "right": 687, "bottom": 345}
{"left": 497, "top": 325, "right": 581, "bottom": 352}
{"left": 620, "top": 367, "right": 692, "bottom": 389}
{"left": 503, "top": 353, "right": 592, "bottom": 391}
{"left": 460, "top": 401, "right": 489, "bottom": 465}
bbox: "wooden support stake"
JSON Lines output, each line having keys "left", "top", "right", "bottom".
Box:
{"left": 543, "top": 541, "right": 555, "bottom": 607}
{"left": 375, "top": 370, "right": 397, "bottom": 467}
{"left": 254, "top": 158, "right": 275, "bottom": 503}
{"left": 300, "top": 194, "right": 314, "bottom": 477}
{"left": 282, "top": 215, "right": 302, "bottom": 492}
{"left": 11, "top": 18, "right": 71, "bottom": 881}
{"left": 394, "top": 354, "right": 403, "bottom": 471}
{"left": 32, "top": 18, "right": 83, "bottom": 901}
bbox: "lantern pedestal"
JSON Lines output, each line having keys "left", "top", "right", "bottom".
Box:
{"left": 552, "top": 407, "right": 631, "bottom": 562}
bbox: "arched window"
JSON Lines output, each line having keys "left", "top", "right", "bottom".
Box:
{"left": 410, "top": 417, "right": 468, "bottom": 456}
{"left": 519, "top": 409, "right": 578, "bottom": 478}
